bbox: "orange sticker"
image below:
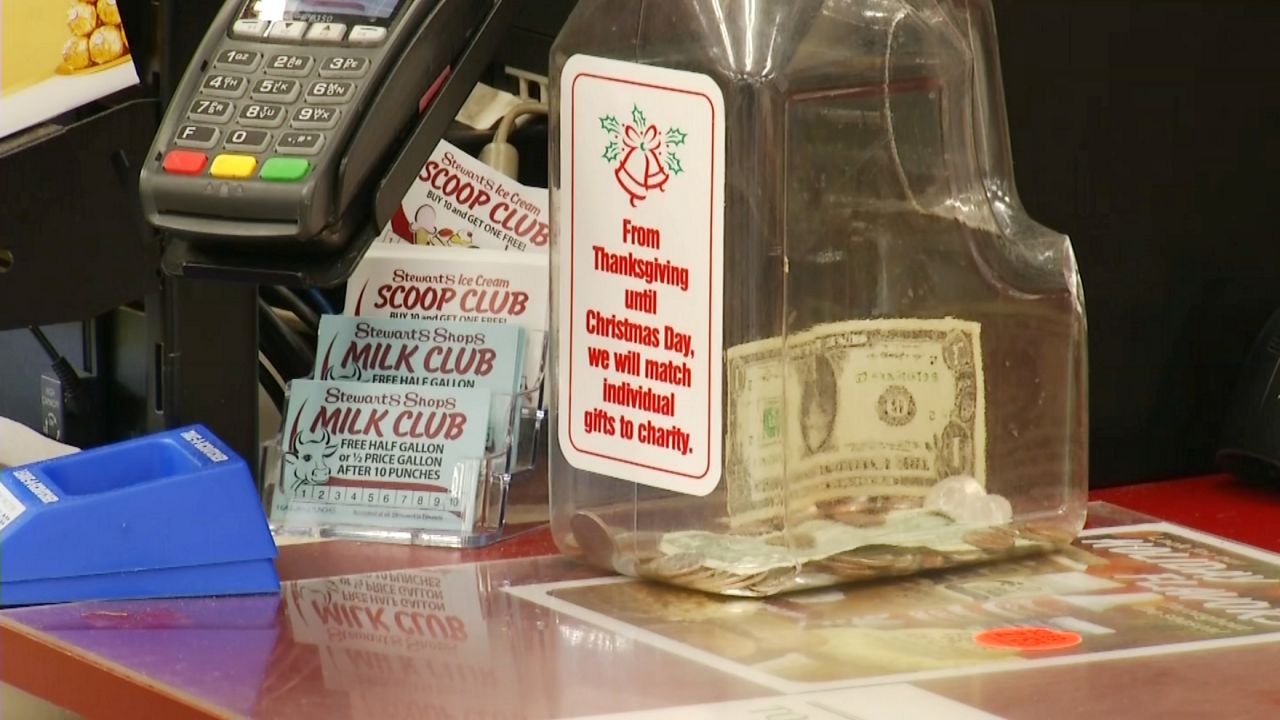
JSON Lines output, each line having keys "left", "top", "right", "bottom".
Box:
{"left": 975, "top": 627, "right": 1082, "bottom": 651}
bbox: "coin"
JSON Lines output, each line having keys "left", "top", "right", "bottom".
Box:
{"left": 918, "top": 551, "right": 950, "bottom": 570}
{"left": 844, "top": 546, "right": 905, "bottom": 569}
{"left": 889, "top": 551, "right": 924, "bottom": 574}
{"left": 570, "top": 510, "right": 618, "bottom": 569}
{"left": 963, "top": 527, "right": 1016, "bottom": 553}
{"left": 748, "top": 568, "right": 803, "bottom": 595}
{"left": 1015, "top": 519, "right": 1077, "bottom": 546}
{"left": 686, "top": 570, "right": 769, "bottom": 595}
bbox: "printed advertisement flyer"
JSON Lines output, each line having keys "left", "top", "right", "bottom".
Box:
{"left": 270, "top": 380, "right": 492, "bottom": 533}
{"left": 1, "top": 0, "right": 139, "bottom": 138}
{"left": 509, "top": 523, "right": 1280, "bottom": 693}
{"left": 345, "top": 245, "right": 548, "bottom": 395}
{"left": 378, "top": 139, "right": 549, "bottom": 254}
{"left": 314, "top": 316, "right": 526, "bottom": 450}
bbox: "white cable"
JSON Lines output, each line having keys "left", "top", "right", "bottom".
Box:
{"left": 480, "top": 101, "right": 549, "bottom": 179}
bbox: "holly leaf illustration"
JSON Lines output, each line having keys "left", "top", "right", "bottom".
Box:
{"left": 600, "top": 115, "right": 620, "bottom": 135}
{"left": 632, "top": 104, "right": 647, "bottom": 128}
{"left": 665, "top": 152, "right": 684, "bottom": 176}
{"left": 603, "top": 141, "right": 621, "bottom": 163}
{"left": 665, "top": 128, "right": 687, "bottom": 147}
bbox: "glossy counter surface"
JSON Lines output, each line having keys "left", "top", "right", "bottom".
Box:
{"left": 3, "top": 500, "right": 1280, "bottom": 719}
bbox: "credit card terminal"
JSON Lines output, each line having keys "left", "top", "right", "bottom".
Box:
{"left": 139, "top": 0, "right": 492, "bottom": 255}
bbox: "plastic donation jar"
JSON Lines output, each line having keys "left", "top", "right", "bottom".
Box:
{"left": 547, "top": 0, "right": 1087, "bottom": 596}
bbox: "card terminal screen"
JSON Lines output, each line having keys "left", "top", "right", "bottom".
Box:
{"left": 242, "top": 0, "right": 405, "bottom": 23}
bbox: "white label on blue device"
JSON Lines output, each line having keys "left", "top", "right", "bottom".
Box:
{"left": 0, "top": 483, "right": 27, "bottom": 531}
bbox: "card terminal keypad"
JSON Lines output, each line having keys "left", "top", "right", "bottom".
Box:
{"left": 164, "top": 23, "right": 379, "bottom": 184}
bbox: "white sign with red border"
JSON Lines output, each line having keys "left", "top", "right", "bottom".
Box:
{"left": 557, "top": 54, "right": 725, "bottom": 496}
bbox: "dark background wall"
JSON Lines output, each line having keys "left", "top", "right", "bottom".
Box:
{"left": 994, "top": 0, "right": 1280, "bottom": 485}
{"left": 3, "top": 0, "right": 1277, "bottom": 488}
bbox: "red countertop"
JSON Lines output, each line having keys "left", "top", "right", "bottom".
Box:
{"left": 3, "top": 475, "right": 1280, "bottom": 720}
{"left": 1091, "top": 474, "right": 1280, "bottom": 551}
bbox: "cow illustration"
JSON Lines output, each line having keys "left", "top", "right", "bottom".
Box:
{"left": 283, "top": 428, "right": 339, "bottom": 492}
{"left": 325, "top": 361, "right": 365, "bottom": 383}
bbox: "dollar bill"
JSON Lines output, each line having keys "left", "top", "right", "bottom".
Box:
{"left": 724, "top": 318, "right": 985, "bottom": 529}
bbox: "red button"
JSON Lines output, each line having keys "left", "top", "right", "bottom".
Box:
{"left": 163, "top": 150, "right": 208, "bottom": 175}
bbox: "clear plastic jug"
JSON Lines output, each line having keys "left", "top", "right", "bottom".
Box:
{"left": 548, "top": 0, "right": 1087, "bottom": 596}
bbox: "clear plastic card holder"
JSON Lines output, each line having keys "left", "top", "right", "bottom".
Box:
{"left": 262, "top": 382, "right": 537, "bottom": 548}
{"left": 508, "top": 329, "right": 549, "bottom": 473}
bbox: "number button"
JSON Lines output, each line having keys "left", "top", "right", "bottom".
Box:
{"left": 251, "top": 78, "right": 300, "bottom": 103}
{"left": 188, "top": 98, "right": 233, "bottom": 123}
{"left": 238, "top": 103, "right": 286, "bottom": 128}
{"left": 265, "top": 54, "right": 314, "bottom": 77}
{"left": 318, "top": 56, "right": 369, "bottom": 78}
{"left": 201, "top": 74, "right": 246, "bottom": 98}
{"left": 306, "top": 81, "right": 354, "bottom": 104}
{"left": 277, "top": 132, "right": 325, "bottom": 156}
{"left": 292, "top": 106, "right": 339, "bottom": 130}
{"left": 267, "top": 20, "right": 308, "bottom": 42}
{"left": 174, "top": 124, "right": 219, "bottom": 149}
{"left": 213, "top": 49, "right": 261, "bottom": 72}
{"left": 305, "top": 22, "right": 348, "bottom": 43}
{"left": 224, "top": 129, "right": 272, "bottom": 153}
{"left": 231, "top": 19, "right": 270, "bottom": 38}
{"left": 347, "top": 26, "right": 386, "bottom": 47}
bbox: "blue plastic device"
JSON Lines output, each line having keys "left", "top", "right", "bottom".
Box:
{"left": 0, "top": 425, "right": 279, "bottom": 606}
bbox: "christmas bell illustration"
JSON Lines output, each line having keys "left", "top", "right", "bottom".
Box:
{"left": 615, "top": 123, "right": 670, "bottom": 206}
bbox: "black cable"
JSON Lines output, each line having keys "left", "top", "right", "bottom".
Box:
{"left": 28, "top": 326, "right": 59, "bottom": 362}
{"left": 305, "top": 288, "right": 337, "bottom": 316}
{"left": 28, "top": 326, "right": 84, "bottom": 415}
{"left": 261, "top": 286, "right": 320, "bottom": 333}
{"left": 257, "top": 298, "right": 315, "bottom": 381}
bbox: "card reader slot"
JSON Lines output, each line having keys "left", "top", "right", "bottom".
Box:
{"left": 336, "top": 0, "right": 490, "bottom": 221}
{"left": 156, "top": 213, "right": 303, "bottom": 242}
{"left": 372, "top": 0, "right": 517, "bottom": 229}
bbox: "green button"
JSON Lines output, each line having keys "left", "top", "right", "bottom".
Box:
{"left": 260, "top": 157, "right": 310, "bottom": 182}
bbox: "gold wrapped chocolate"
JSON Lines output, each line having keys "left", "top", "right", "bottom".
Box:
{"left": 97, "top": 0, "right": 122, "bottom": 26}
{"left": 67, "top": 3, "right": 98, "bottom": 37}
{"left": 62, "top": 36, "right": 92, "bottom": 71}
{"left": 88, "top": 24, "right": 126, "bottom": 65}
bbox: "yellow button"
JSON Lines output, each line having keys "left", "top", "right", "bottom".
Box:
{"left": 209, "top": 154, "right": 258, "bottom": 179}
